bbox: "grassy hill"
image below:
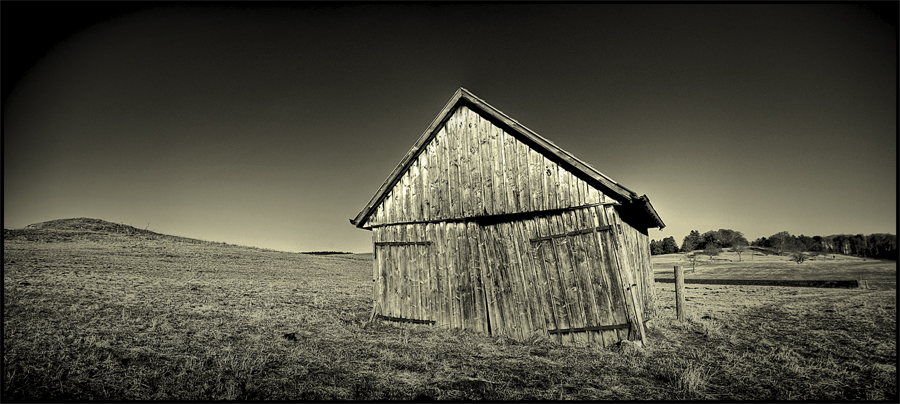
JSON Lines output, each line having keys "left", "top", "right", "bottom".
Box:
{"left": 2, "top": 219, "right": 896, "bottom": 400}
{"left": 5, "top": 218, "right": 215, "bottom": 245}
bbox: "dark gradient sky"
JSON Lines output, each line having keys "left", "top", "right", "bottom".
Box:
{"left": 4, "top": 3, "right": 896, "bottom": 252}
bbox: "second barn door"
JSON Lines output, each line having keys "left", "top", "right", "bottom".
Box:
{"left": 528, "top": 205, "right": 642, "bottom": 347}
{"left": 373, "top": 223, "right": 436, "bottom": 325}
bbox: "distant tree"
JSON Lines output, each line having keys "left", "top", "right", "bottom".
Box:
{"left": 753, "top": 236, "right": 770, "bottom": 248}
{"left": 681, "top": 230, "right": 701, "bottom": 252}
{"left": 791, "top": 250, "right": 807, "bottom": 264}
{"left": 704, "top": 243, "right": 720, "bottom": 259}
{"left": 699, "top": 230, "right": 720, "bottom": 251}
{"left": 650, "top": 239, "right": 663, "bottom": 255}
{"left": 811, "top": 236, "right": 824, "bottom": 253}
{"left": 716, "top": 229, "right": 744, "bottom": 248}
{"left": 731, "top": 238, "right": 748, "bottom": 262}
{"left": 797, "top": 234, "right": 815, "bottom": 252}
{"left": 769, "top": 231, "right": 793, "bottom": 255}
{"left": 661, "top": 236, "right": 679, "bottom": 254}
{"left": 850, "top": 234, "right": 868, "bottom": 257}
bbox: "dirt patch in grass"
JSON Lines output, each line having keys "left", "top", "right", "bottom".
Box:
{"left": 3, "top": 227, "right": 897, "bottom": 400}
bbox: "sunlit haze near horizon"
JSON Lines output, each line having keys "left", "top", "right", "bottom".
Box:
{"left": 4, "top": 3, "right": 896, "bottom": 253}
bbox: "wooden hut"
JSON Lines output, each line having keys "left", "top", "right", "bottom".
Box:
{"left": 350, "top": 88, "right": 665, "bottom": 347}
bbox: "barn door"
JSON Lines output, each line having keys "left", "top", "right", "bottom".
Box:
{"left": 372, "top": 227, "right": 435, "bottom": 325}
{"left": 529, "top": 206, "right": 643, "bottom": 346}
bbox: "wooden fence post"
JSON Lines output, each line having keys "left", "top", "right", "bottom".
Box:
{"left": 674, "top": 265, "right": 686, "bottom": 321}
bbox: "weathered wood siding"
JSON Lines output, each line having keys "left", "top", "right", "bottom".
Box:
{"left": 364, "top": 105, "right": 610, "bottom": 228}
{"left": 373, "top": 203, "right": 648, "bottom": 347}
{"left": 616, "top": 215, "right": 656, "bottom": 318}
{"left": 366, "top": 104, "right": 655, "bottom": 347}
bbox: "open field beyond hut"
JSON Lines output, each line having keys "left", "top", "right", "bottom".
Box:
{"left": 3, "top": 219, "right": 897, "bottom": 401}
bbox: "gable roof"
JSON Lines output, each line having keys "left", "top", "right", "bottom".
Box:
{"left": 351, "top": 87, "right": 664, "bottom": 230}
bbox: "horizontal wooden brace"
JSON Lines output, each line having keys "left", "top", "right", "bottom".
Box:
{"left": 374, "top": 241, "right": 433, "bottom": 247}
{"left": 376, "top": 315, "right": 436, "bottom": 325}
{"left": 366, "top": 202, "right": 619, "bottom": 229}
{"left": 530, "top": 225, "right": 612, "bottom": 243}
{"left": 548, "top": 323, "right": 630, "bottom": 334}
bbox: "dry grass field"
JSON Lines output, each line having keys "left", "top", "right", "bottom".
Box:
{"left": 3, "top": 219, "right": 897, "bottom": 400}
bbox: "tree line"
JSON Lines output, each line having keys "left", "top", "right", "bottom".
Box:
{"left": 651, "top": 229, "right": 897, "bottom": 260}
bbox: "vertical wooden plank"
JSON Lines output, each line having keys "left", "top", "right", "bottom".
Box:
{"left": 410, "top": 160, "right": 420, "bottom": 223}
{"left": 551, "top": 213, "right": 588, "bottom": 346}
{"left": 489, "top": 124, "right": 506, "bottom": 215}
{"left": 412, "top": 163, "right": 421, "bottom": 222}
{"left": 509, "top": 220, "right": 541, "bottom": 339}
{"left": 434, "top": 127, "right": 447, "bottom": 221}
{"left": 476, "top": 115, "right": 492, "bottom": 216}
{"left": 447, "top": 111, "right": 461, "bottom": 219}
{"left": 372, "top": 228, "right": 382, "bottom": 317}
{"left": 536, "top": 216, "right": 570, "bottom": 345}
{"left": 594, "top": 206, "right": 632, "bottom": 342}
{"left": 425, "top": 223, "right": 436, "bottom": 322}
{"left": 384, "top": 192, "right": 393, "bottom": 226}
{"left": 393, "top": 186, "right": 402, "bottom": 224}
{"left": 468, "top": 109, "right": 484, "bottom": 217}
{"left": 486, "top": 225, "right": 508, "bottom": 337}
{"left": 558, "top": 165, "right": 570, "bottom": 209}
{"left": 580, "top": 181, "right": 592, "bottom": 205}
{"left": 533, "top": 150, "right": 547, "bottom": 211}
{"left": 444, "top": 222, "right": 456, "bottom": 328}
{"left": 490, "top": 224, "right": 520, "bottom": 340}
{"left": 502, "top": 130, "right": 519, "bottom": 214}
{"left": 461, "top": 222, "right": 475, "bottom": 331}
{"left": 545, "top": 159, "right": 559, "bottom": 210}
{"left": 373, "top": 204, "right": 383, "bottom": 228}
{"left": 419, "top": 227, "right": 428, "bottom": 321}
{"left": 420, "top": 151, "right": 430, "bottom": 223}
{"left": 529, "top": 218, "right": 560, "bottom": 343}
{"left": 434, "top": 222, "right": 448, "bottom": 327}
{"left": 541, "top": 157, "right": 550, "bottom": 211}
{"left": 400, "top": 170, "right": 409, "bottom": 224}
{"left": 521, "top": 219, "right": 553, "bottom": 339}
{"left": 457, "top": 107, "right": 472, "bottom": 219}
{"left": 425, "top": 139, "right": 436, "bottom": 221}
{"left": 384, "top": 227, "right": 394, "bottom": 318}
{"left": 411, "top": 224, "right": 422, "bottom": 320}
{"left": 460, "top": 222, "right": 476, "bottom": 331}
{"left": 516, "top": 139, "right": 532, "bottom": 212}
{"left": 393, "top": 174, "right": 402, "bottom": 224}
{"left": 477, "top": 223, "right": 502, "bottom": 336}
{"left": 379, "top": 227, "right": 388, "bottom": 317}
{"left": 586, "top": 185, "right": 599, "bottom": 205}
{"left": 573, "top": 175, "right": 584, "bottom": 207}
{"left": 500, "top": 221, "right": 532, "bottom": 340}
{"left": 418, "top": 224, "right": 429, "bottom": 321}
{"left": 575, "top": 208, "right": 614, "bottom": 347}
{"left": 567, "top": 209, "right": 602, "bottom": 345}
{"left": 397, "top": 225, "right": 408, "bottom": 319}
{"left": 467, "top": 222, "right": 486, "bottom": 334}
{"left": 446, "top": 222, "right": 459, "bottom": 328}
{"left": 610, "top": 212, "right": 646, "bottom": 345}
